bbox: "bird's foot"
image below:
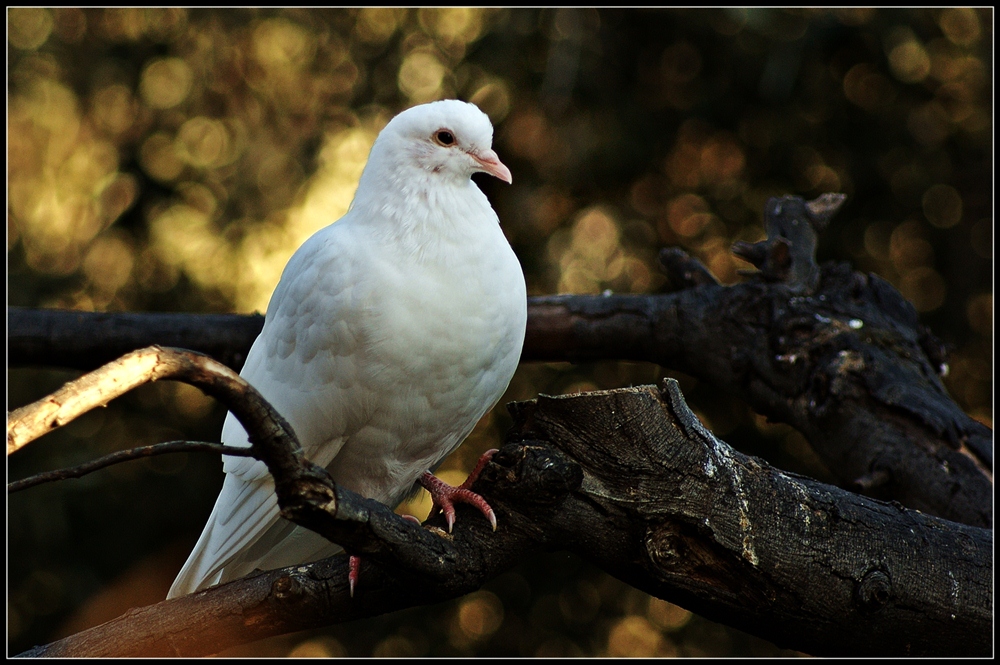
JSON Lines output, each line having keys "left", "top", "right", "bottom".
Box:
{"left": 419, "top": 448, "right": 498, "bottom": 533}
{"left": 349, "top": 452, "right": 497, "bottom": 597}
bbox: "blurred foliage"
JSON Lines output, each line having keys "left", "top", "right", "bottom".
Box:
{"left": 7, "top": 8, "right": 991, "bottom": 657}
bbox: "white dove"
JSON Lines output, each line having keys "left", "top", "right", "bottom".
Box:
{"left": 168, "top": 99, "right": 526, "bottom": 599}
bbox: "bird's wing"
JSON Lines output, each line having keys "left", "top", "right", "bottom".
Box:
{"left": 169, "top": 221, "right": 371, "bottom": 597}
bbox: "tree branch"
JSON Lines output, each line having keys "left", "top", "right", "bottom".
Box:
{"left": 6, "top": 346, "right": 467, "bottom": 582}
{"left": 8, "top": 196, "right": 990, "bottom": 529}
{"left": 7, "top": 441, "right": 253, "bottom": 493}
{"left": 19, "top": 381, "right": 991, "bottom": 657}
{"left": 7, "top": 309, "right": 264, "bottom": 373}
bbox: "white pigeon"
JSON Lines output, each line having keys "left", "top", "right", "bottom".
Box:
{"left": 168, "top": 99, "right": 526, "bottom": 599}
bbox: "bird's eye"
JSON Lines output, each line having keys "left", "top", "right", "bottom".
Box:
{"left": 435, "top": 130, "right": 455, "bottom": 146}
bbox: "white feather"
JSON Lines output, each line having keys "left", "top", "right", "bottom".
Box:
{"left": 168, "top": 100, "right": 526, "bottom": 598}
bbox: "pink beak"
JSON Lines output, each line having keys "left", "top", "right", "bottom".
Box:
{"left": 470, "top": 148, "right": 513, "bottom": 184}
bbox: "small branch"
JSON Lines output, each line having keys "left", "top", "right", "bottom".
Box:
{"left": 9, "top": 347, "right": 174, "bottom": 455}
{"left": 7, "top": 441, "right": 254, "bottom": 493}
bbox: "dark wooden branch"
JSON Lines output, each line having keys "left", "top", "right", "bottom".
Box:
{"left": 19, "top": 381, "right": 991, "bottom": 657}
{"left": 8, "top": 195, "right": 992, "bottom": 529}
{"left": 522, "top": 195, "right": 993, "bottom": 529}
{"left": 20, "top": 195, "right": 983, "bottom": 527}
{"left": 5, "top": 346, "right": 469, "bottom": 584}
{"left": 7, "top": 309, "right": 264, "bottom": 372}
{"left": 6, "top": 346, "right": 528, "bottom": 653}
{"left": 7, "top": 193, "right": 992, "bottom": 658}
{"left": 7, "top": 441, "right": 253, "bottom": 492}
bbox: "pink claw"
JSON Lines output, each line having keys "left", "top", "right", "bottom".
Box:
{"left": 419, "top": 449, "right": 498, "bottom": 533}
{"left": 349, "top": 554, "right": 361, "bottom": 597}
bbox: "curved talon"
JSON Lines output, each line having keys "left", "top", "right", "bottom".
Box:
{"left": 419, "top": 449, "right": 499, "bottom": 533}
{"left": 349, "top": 555, "right": 361, "bottom": 598}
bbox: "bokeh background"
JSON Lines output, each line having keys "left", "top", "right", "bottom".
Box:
{"left": 7, "top": 8, "right": 992, "bottom": 657}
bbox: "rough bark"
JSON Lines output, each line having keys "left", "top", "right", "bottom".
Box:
{"left": 17, "top": 382, "right": 991, "bottom": 657}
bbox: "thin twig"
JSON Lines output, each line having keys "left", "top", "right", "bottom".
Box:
{"left": 7, "top": 441, "right": 255, "bottom": 493}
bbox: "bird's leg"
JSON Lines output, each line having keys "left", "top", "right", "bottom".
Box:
{"left": 350, "top": 446, "right": 499, "bottom": 596}
{"left": 349, "top": 514, "right": 422, "bottom": 597}
{"left": 420, "top": 448, "right": 499, "bottom": 533}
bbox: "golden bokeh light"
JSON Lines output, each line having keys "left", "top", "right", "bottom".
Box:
{"left": 8, "top": 74, "right": 132, "bottom": 279}
{"left": 51, "top": 7, "right": 87, "bottom": 43}
{"left": 605, "top": 615, "right": 677, "bottom": 657}
{"left": 139, "top": 57, "right": 194, "bottom": 109}
{"left": 501, "top": 108, "right": 557, "bottom": 164}
{"left": 170, "top": 381, "right": 216, "bottom": 420}
{"left": 92, "top": 84, "right": 138, "bottom": 136}
{"left": 253, "top": 18, "right": 315, "bottom": 70}
{"left": 907, "top": 101, "right": 951, "bottom": 146}
{"left": 456, "top": 590, "right": 505, "bottom": 641}
{"left": 938, "top": 8, "right": 981, "bottom": 47}
{"left": 9, "top": 7, "right": 55, "bottom": 50}
{"left": 288, "top": 636, "right": 347, "bottom": 657}
{"left": 398, "top": 49, "right": 449, "bottom": 103}
{"left": 469, "top": 79, "right": 512, "bottom": 124}
{"left": 558, "top": 580, "right": 602, "bottom": 624}
{"left": 665, "top": 193, "right": 716, "bottom": 238}
{"left": 647, "top": 597, "right": 692, "bottom": 631}
{"left": 419, "top": 8, "right": 486, "bottom": 48}
{"left": 372, "top": 634, "right": 421, "bottom": 657}
{"left": 549, "top": 206, "right": 653, "bottom": 294}
{"left": 885, "top": 27, "right": 931, "bottom": 84}
{"left": 833, "top": 8, "right": 876, "bottom": 26}
{"left": 140, "top": 133, "right": 184, "bottom": 182}
{"left": 355, "top": 7, "right": 407, "bottom": 44}
{"left": 81, "top": 231, "right": 135, "bottom": 296}
{"left": 176, "top": 117, "right": 232, "bottom": 169}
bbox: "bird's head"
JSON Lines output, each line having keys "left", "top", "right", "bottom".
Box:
{"left": 373, "top": 99, "right": 512, "bottom": 186}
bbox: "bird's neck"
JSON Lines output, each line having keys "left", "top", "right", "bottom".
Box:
{"left": 349, "top": 163, "right": 496, "bottom": 258}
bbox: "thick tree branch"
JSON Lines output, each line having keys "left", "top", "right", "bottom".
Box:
{"left": 8, "top": 194, "right": 991, "bottom": 656}
{"left": 18, "top": 381, "right": 991, "bottom": 657}
{"left": 6, "top": 309, "right": 264, "bottom": 373}
{"left": 8, "top": 195, "right": 991, "bottom": 529}
{"left": 522, "top": 195, "right": 993, "bottom": 529}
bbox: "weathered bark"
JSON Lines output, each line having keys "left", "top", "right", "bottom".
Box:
{"left": 17, "top": 382, "right": 991, "bottom": 657}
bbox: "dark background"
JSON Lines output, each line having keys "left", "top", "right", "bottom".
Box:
{"left": 7, "top": 8, "right": 992, "bottom": 656}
